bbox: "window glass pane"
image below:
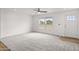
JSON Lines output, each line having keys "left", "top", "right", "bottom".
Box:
{"left": 39, "top": 19, "right": 45, "bottom": 25}
{"left": 46, "top": 18, "right": 53, "bottom": 25}
{"left": 67, "top": 16, "right": 76, "bottom": 21}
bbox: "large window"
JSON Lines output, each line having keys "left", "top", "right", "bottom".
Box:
{"left": 39, "top": 17, "right": 53, "bottom": 25}
{"left": 39, "top": 17, "right": 53, "bottom": 31}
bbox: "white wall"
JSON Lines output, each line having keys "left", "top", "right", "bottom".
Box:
{"left": 32, "top": 12, "right": 65, "bottom": 36}
{"left": 1, "top": 8, "right": 78, "bottom": 39}
{"left": 0, "top": 9, "right": 1, "bottom": 38}
{"left": 78, "top": 11, "right": 79, "bottom": 38}
{"left": 1, "top": 9, "right": 32, "bottom": 38}
{"left": 32, "top": 9, "right": 79, "bottom": 38}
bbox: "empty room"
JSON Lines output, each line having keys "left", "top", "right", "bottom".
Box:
{"left": 0, "top": 8, "right": 79, "bottom": 51}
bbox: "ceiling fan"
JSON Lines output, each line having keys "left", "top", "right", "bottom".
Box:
{"left": 33, "top": 8, "right": 47, "bottom": 13}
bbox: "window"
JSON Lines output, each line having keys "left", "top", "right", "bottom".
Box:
{"left": 67, "top": 16, "right": 76, "bottom": 21}
{"left": 39, "top": 17, "right": 53, "bottom": 31}
{"left": 39, "top": 17, "right": 53, "bottom": 25}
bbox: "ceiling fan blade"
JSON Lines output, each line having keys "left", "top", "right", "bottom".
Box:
{"left": 40, "top": 11, "right": 47, "bottom": 13}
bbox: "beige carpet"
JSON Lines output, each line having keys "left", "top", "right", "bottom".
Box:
{"left": 1, "top": 33, "right": 79, "bottom": 51}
